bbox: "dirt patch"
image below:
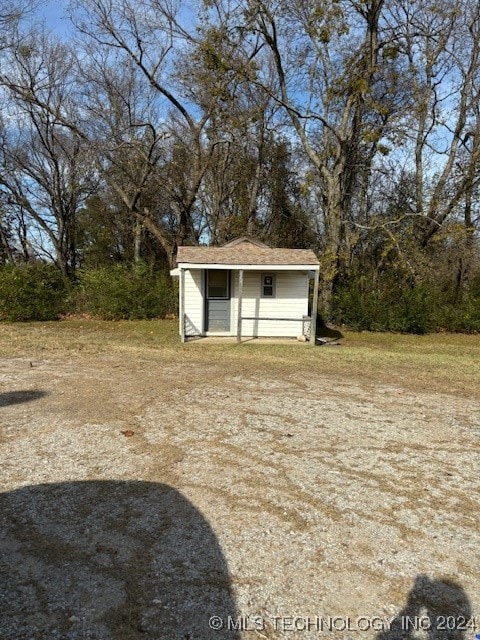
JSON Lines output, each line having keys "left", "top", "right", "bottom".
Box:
{"left": 0, "top": 350, "right": 479, "bottom": 639}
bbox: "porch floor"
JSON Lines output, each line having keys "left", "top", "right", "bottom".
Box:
{"left": 185, "top": 336, "right": 309, "bottom": 345}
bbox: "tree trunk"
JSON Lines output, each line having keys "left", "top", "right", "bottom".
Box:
{"left": 133, "top": 219, "right": 142, "bottom": 263}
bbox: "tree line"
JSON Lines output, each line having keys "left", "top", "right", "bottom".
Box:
{"left": 0, "top": 0, "right": 479, "bottom": 331}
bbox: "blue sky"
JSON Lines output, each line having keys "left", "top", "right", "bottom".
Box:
{"left": 37, "top": 0, "right": 71, "bottom": 36}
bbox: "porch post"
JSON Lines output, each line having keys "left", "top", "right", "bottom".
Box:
{"left": 180, "top": 268, "right": 186, "bottom": 343}
{"left": 310, "top": 269, "right": 319, "bottom": 346}
{"left": 236, "top": 269, "right": 244, "bottom": 343}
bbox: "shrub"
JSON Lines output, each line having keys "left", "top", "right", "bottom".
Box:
{"left": 397, "top": 285, "right": 439, "bottom": 334}
{"left": 332, "top": 280, "right": 440, "bottom": 334}
{"left": 439, "top": 296, "right": 480, "bottom": 333}
{"left": 0, "top": 263, "right": 67, "bottom": 321}
{"left": 74, "top": 263, "right": 177, "bottom": 320}
{"left": 331, "top": 285, "right": 385, "bottom": 331}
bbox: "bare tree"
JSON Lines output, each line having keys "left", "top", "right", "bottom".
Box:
{"left": 388, "top": 0, "right": 480, "bottom": 247}
{"left": 204, "top": 0, "right": 408, "bottom": 315}
{"left": 77, "top": 48, "right": 175, "bottom": 263}
{"left": 0, "top": 30, "right": 93, "bottom": 278}
{"left": 0, "top": 0, "right": 37, "bottom": 50}
{"left": 70, "top": 0, "right": 244, "bottom": 259}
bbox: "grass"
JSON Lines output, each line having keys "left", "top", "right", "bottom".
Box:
{"left": 1, "top": 319, "right": 479, "bottom": 397}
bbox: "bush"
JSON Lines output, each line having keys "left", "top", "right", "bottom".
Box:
{"left": 439, "top": 297, "right": 480, "bottom": 333}
{"left": 397, "top": 286, "right": 439, "bottom": 334}
{"left": 0, "top": 263, "right": 68, "bottom": 321}
{"left": 74, "top": 263, "right": 177, "bottom": 320}
{"left": 331, "top": 285, "right": 388, "bottom": 331}
{"left": 332, "top": 280, "right": 440, "bottom": 334}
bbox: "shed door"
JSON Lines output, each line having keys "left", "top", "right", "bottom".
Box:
{"left": 206, "top": 270, "right": 230, "bottom": 332}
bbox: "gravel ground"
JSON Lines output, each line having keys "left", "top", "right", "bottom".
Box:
{"left": 0, "top": 351, "right": 479, "bottom": 640}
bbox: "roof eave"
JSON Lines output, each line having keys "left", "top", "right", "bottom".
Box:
{"left": 176, "top": 262, "right": 319, "bottom": 271}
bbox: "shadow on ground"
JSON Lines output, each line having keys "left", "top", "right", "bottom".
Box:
{"left": 0, "top": 481, "right": 239, "bottom": 640}
{"left": 378, "top": 575, "right": 473, "bottom": 640}
{"left": 0, "top": 389, "right": 47, "bottom": 407}
{"left": 316, "top": 318, "right": 344, "bottom": 340}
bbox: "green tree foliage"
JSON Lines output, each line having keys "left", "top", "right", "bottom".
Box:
{"left": 0, "top": 263, "right": 67, "bottom": 321}
{"left": 74, "top": 263, "right": 176, "bottom": 320}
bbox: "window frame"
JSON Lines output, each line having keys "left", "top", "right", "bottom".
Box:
{"left": 206, "top": 269, "right": 230, "bottom": 300}
{"left": 261, "top": 272, "right": 276, "bottom": 298}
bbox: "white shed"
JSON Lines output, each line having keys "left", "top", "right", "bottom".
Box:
{"left": 170, "top": 238, "right": 320, "bottom": 343}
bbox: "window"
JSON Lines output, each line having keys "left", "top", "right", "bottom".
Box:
{"left": 261, "top": 273, "right": 276, "bottom": 298}
{"left": 207, "top": 270, "right": 229, "bottom": 299}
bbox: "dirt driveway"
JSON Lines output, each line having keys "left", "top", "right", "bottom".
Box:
{"left": 0, "top": 346, "right": 479, "bottom": 639}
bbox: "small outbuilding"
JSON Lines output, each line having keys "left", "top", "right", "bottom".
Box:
{"left": 170, "top": 237, "right": 319, "bottom": 343}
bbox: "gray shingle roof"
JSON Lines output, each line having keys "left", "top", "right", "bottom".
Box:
{"left": 177, "top": 242, "right": 318, "bottom": 266}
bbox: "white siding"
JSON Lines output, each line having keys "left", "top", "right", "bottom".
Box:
{"left": 232, "top": 271, "right": 309, "bottom": 337}
{"left": 180, "top": 268, "right": 310, "bottom": 338}
{"left": 183, "top": 269, "right": 203, "bottom": 336}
